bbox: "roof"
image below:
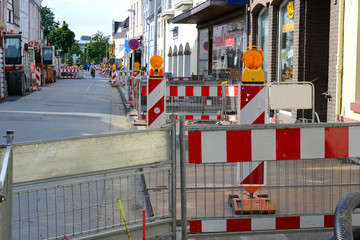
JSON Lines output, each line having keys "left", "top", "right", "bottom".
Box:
{"left": 172, "top": 0, "right": 246, "bottom": 25}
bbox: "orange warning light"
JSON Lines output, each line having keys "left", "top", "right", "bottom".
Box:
{"left": 243, "top": 46, "right": 264, "bottom": 69}
{"left": 134, "top": 61, "right": 140, "bottom": 72}
{"left": 10, "top": 29, "right": 14, "bottom": 33}
{"left": 242, "top": 45, "right": 265, "bottom": 83}
{"left": 149, "top": 54, "right": 164, "bottom": 77}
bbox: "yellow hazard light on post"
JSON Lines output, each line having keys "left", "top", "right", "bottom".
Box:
{"left": 149, "top": 54, "right": 164, "bottom": 77}
{"left": 242, "top": 46, "right": 265, "bottom": 83}
{"left": 112, "top": 64, "right": 116, "bottom": 70}
{"left": 134, "top": 61, "right": 140, "bottom": 72}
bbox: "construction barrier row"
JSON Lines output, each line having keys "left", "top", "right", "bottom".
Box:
{"left": 59, "top": 69, "right": 85, "bottom": 79}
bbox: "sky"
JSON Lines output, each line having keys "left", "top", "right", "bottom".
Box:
{"left": 41, "top": 0, "right": 129, "bottom": 40}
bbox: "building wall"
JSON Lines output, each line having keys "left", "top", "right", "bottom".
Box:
{"left": 20, "top": 0, "right": 29, "bottom": 43}
{"left": 29, "top": 0, "right": 41, "bottom": 42}
{"left": 250, "top": 0, "right": 330, "bottom": 122}
{"left": 327, "top": 0, "right": 340, "bottom": 122}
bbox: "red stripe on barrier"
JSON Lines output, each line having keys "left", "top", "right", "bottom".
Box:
{"left": 201, "top": 115, "right": 210, "bottom": 120}
{"left": 276, "top": 216, "right": 300, "bottom": 229}
{"left": 240, "top": 85, "right": 265, "bottom": 110}
{"left": 142, "top": 86, "right": 147, "bottom": 96}
{"left": 226, "top": 130, "right": 252, "bottom": 162}
{"left": 217, "top": 115, "right": 222, "bottom": 120}
{"left": 148, "top": 79, "right": 162, "bottom": 94}
{"left": 188, "top": 132, "right": 202, "bottom": 164}
{"left": 201, "top": 86, "right": 210, "bottom": 96}
{"left": 185, "top": 115, "right": 194, "bottom": 120}
{"left": 325, "top": 127, "right": 349, "bottom": 158}
{"left": 190, "top": 220, "right": 202, "bottom": 233}
{"left": 276, "top": 128, "right": 300, "bottom": 160}
{"left": 241, "top": 161, "right": 265, "bottom": 187}
{"left": 227, "top": 219, "right": 251, "bottom": 232}
{"left": 148, "top": 96, "right": 165, "bottom": 126}
{"left": 218, "top": 86, "right": 222, "bottom": 96}
{"left": 324, "top": 215, "right": 334, "bottom": 228}
{"left": 252, "top": 112, "right": 265, "bottom": 124}
{"left": 186, "top": 86, "right": 194, "bottom": 96}
{"left": 170, "top": 86, "right": 178, "bottom": 96}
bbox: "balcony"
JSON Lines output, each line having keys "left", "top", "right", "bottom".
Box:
{"left": 160, "top": 8, "right": 174, "bottom": 20}
{"left": 175, "top": 0, "right": 193, "bottom": 12}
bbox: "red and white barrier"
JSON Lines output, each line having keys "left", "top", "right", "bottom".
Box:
{"left": 111, "top": 69, "right": 116, "bottom": 86}
{"left": 147, "top": 77, "right": 166, "bottom": 129}
{"left": 167, "top": 86, "right": 222, "bottom": 97}
{"left": 239, "top": 84, "right": 267, "bottom": 124}
{"left": 167, "top": 77, "right": 191, "bottom": 82}
{"left": 35, "top": 68, "right": 41, "bottom": 88}
{"left": 188, "top": 126, "right": 360, "bottom": 164}
{"left": 59, "top": 69, "right": 79, "bottom": 79}
{"left": 189, "top": 215, "right": 335, "bottom": 233}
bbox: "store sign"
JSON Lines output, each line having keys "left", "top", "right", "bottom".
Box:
{"left": 215, "top": 33, "right": 234, "bottom": 47}
{"left": 226, "top": 0, "right": 248, "bottom": 5}
{"left": 287, "top": 0, "right": 294, "bottom": 19}
{"left": 282, "top": 22, "right": 294, "bottom": 33}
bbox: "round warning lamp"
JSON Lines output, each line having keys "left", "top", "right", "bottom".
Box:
{"left": 243, "top": 46, "right": 264, "bottom": 70}
{"left": 150, "top": 54, "right": 163, "bottom": 68}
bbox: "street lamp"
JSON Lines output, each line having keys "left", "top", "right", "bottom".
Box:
{"left": 128, "top": 9, "right": 135, "bottom": 71}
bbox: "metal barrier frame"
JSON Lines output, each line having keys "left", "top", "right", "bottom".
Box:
{"left": 180, "top": 119, "right": 360, "bottom": 239}
{"left": 0, "top": 131, "right": 14, "bottom": 240}
{"left": 4, "top": 124, "right": 177, "bottom": 240}
{"left": 268, "top": 82, "right": 315, "bottom": 123}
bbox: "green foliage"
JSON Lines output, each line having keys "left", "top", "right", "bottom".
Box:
{"left": 41, "top": 6, "right": 60, "bottom": 38}
{"left": 140, "top": 66, "right": 147, "bottom": 71}
{"left": 48, "top": 21, "right": 76, "bottom": 54}
{"left": 86, "top": 31, "right": 110, "bottom": 64}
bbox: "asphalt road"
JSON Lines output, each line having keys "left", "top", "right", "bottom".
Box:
{"left": 0, "top": 71, "right": 130, "bottom": 143}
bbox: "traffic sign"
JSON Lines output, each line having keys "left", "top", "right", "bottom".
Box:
{"left": 128, "top": 39, "right": 139, "bottom": 50}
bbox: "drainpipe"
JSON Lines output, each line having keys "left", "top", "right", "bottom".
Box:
{"left": 336, "top": 0, "right": 345, "bottom": 118}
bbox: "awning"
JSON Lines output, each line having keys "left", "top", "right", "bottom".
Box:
{"left": 172, "top": 0, "right": 247, "bottom": 25}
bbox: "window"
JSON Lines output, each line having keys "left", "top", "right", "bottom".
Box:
{"left": 278, "top": 0, "right": 294, "bottom": 82}
{"left": 198, "top": 29, "right": 208, "bottom": 80}
{"left": 212, "top": 19, "right": 244, "bottom": 80}
{"left": 258, "top": 7, "right": 269, "bottom": 81}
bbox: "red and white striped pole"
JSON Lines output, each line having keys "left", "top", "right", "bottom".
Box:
{"left": 147, "top": 54, "right": 166, "bottom": 129}
{"left": 111, "top": 65, "right": 116, "bottom": 86}
{"left": 237, "top": 84, "right": 267, "bottom": 194}
{"left": 35, "top": 67, "right": 41, "bottom": 88}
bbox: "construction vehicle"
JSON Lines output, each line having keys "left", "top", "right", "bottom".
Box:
{"left": 3, "top": 32, "right": 29, "bottom": 95}
{"left": 28, "top": 41, "right": 58, "bottom": 85}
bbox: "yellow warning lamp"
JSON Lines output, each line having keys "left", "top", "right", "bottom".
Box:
{"left": 242, "top": 45, "right": 265, "bottom": 83}
{"left": 10, "top": 29, "right": 14, "bottom": 33}
{"left": 134, "top": 61, "right": 140, "bottom": 72}
{"left": 119, "top": 64, "right": 122, "bottom": 68}
{"left": 112, "top": 64, "right": 116, "bottom": 70}
{"left": 47, "top": 43, "right": 50, "bottom": 46}
{"left": 149, "top": 54, "right": 164, "bottom": 77}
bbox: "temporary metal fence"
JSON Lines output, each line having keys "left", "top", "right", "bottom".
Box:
{"left": 179, "top": 119, "right": 360, "bottom": 239}
{"left": 3, "top": 125, "right": 176, "bottom": 240}
{"left": 135, "top": 80, "right": 239, "bottom": 122}
{"left": 0, "top": 131, "right": 14, "bottom": 240}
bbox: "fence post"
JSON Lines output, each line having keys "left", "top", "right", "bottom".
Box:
{"left": 6, "top": 130, "right": 14, "bottom": 145}
{"left": 180, "top": 116, "right": 187, "bottom": 239}
{"left": 171, "top": 114, "right": 177, "bottom": 239}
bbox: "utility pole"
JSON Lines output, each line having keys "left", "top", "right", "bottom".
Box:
{"left": 154, "top": 0, "right": 157, "bottom": 54}
{"left": 128, "top": 8, "right": 136, "bottom": 70}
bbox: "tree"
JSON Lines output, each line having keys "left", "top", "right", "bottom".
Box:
{"left": 86, "top": 31, "right": 110, "bottom": 64}
{"left": 41, "top": 6, "right": 59, "bottom": 38}
{"left": 48, "top": 21, "right": 76, "bottom": 54}
{"left": 69, "top": 42, "right": 83, "bottom": 65}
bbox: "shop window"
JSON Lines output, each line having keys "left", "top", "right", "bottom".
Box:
{"left": 212, "top": 20, "right": 244, "bottom": 80}
{"left": 278, "top": 0, "right": 294, "bottom": 82}
{"left": 258, "top": 7, "right": 269, "bottom": 81}
{"left": 198, "top": 29, "right": 208, "bottom": 80}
